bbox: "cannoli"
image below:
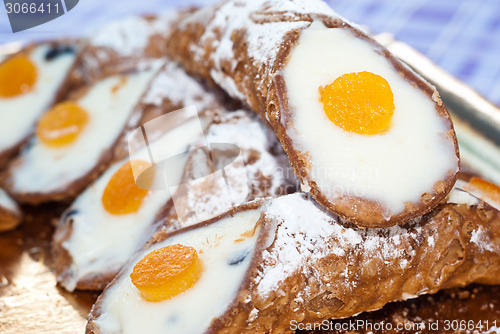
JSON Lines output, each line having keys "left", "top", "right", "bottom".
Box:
{"left": 86, "top": 178, "right": 500, "bottom": 334}
{"left": 53, "top": 63, "right": 294, "bottom": 291}
{"left": 0, "top": 188, "right": 22, "bottom": 232}
{"left": 73, "top": 10, "right": 192, "bottom": 87}
{"left": 166, "top": 0, "right": 460, "bottom": 228}
{"left": 3, "top": 62, "right": 161, "bottom": 204}
{"left": 0, "top": 41, "right": 78, "bottom": 168}
{"left": 52, "top": 61, "right": 218, "bottom": 291}
{"left": 112, "top": 60, "right": 225, "bottom": 161}
{"left": 53, "top": 106, "right": 213, "bottom": 292}
{"left": 161, "top": 109, "right": 297, "bottom": 232}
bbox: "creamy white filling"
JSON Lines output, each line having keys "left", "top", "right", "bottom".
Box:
{"left": 446, "top": 180, "right": 480, "bottom": 207}
{"left": 0, "top": 44, "right": 76, "bottom": 153}
{"left": 454, "top": 179, "right": 500, "bottom": 212}
{"left": 0, "top": 188, "right": 19, "bottom": 214}
{"left": 60, "top": 117, "right": 208, "bottom": 291}
{"left": 284, "top": 21, "right": 458, "bottom": 215}
{"left": 10, "top": 69, "right": 157, "bottom": 194}
{"left": 95, "top": 209, "right": 262, "bottom": 334}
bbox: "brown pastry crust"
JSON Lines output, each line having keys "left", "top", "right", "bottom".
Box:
{"left": 51, "top": 205, "right": 134, "bottom": 291}
{"left": 165, "top": 0, "right": 460, "bottom": 228}
{"left": 0, "top": 40, "right": 81, "bottom": 169}
{"left": 86, "top": 182, "right": 500, "bottom": 334}
{"left": 302, "top": 285, "right": 500, "bottom": 334}
{"left": 160, "top": 110, "right": 298, "bottom": 233}
{"left": 216, "top": 201, "right": 499, "bottom": 334}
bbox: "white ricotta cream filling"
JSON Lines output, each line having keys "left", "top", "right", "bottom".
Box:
{"left": 59, "top": 116, "right": 208, "bottom": 291}
{"left": 95, "top": 208, "right": 262, "bottom": 334}
{"left": 284, "top": 21, "right": 458, "bottom": 215}
{"left": 0, "top": 188, "right": 19, "bottom": 214}
{"left": 0, "top": 44, "right": 76, "bottom": 153}
{"left": 10, "top": 69, "right": 157, "bottom": 194}
{"left": 446, "top": 180, "right": 480, "bottom": 207}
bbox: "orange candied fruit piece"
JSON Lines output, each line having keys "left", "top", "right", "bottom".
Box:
{"left": 320, "top": 71, "right": 395, "bottom": 135}
{"left": 102, "top": 160, "right": 152, "bottom": 215}
{"left": 467, "top": 177, "right": 500, "bottom": 206}
{"left": 36, "top": 102, "right": 89, "bottom": 147}
{"left": 0, "top": 55, "right": 37, "bottom": 98}
{"left": 130, "top": 244, "right": 203, "bottom": 302}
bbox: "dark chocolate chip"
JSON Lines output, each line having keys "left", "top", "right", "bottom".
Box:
{"left": 62, "top": 208, "right": 79, "bottom": 225}
{"left": 45, "top": 45, "right": 75, "bottom": 61}
{"left": 227, "top": 249, "right": 249, "bottom": 266}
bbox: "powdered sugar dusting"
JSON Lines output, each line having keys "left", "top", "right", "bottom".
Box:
{"left": 207, "top": 111, "right": 269, "bottom": 151}
{"left": 89, "top": 11, "right": 177, "bottom": 56}
{"left": 248, "top": 308, "right": 259, "bottom": 322}
{"left": 190, "top": 0, "right": 340, "bottom": 100}
{"left": 471, "top": 226, "right": 497, "bottom": 253}
{"left": 435, "top": 181, "right": 499, "bottom": 251}
{"left": 255, "top": 194, "right": 425, "bottom": 297}
{"left": 253, "top": 187, "right": 500, "bottom": 298}
{"left": 257, "top": 193, "right": 362, "bottom": 295}
{"left": 427, "top": 235, "right": 435, "bottom": 247}
{"left": 143, "top": 62, "right": 218, "bottom": 110}
{"left": 165, "top": 110, "right": 289, "bottom": 231}
{"left": 208, "top": 111, "right": 288, "bottom": 196}
{"left": 262, "top": 0, "right": 337, "bottom": 14}
{"left": 209, "top": 69, "right": 246, "bottom": 101}
{"left": 488, "top": 326, "right": 500, "bottom": 334}
{"left": 245, "top": 21, "right": 307, "bottom": 66}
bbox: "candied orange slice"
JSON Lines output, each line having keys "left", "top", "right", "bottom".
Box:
{"left": 102, "top": 160, "right": 152, "bottom": 215}
{"left": 320, "top": 71, "right": 394, "bottom": 135}
{"left": 466, "top": 177, "right": 500, "bottom": 206}
{"left": 36, "top": 102, "right": 89, "bottom": 147}
{"left": 0, "top": 55, "right": 37, "bottom": 98}
{"left": 130, "top": 244, "right": 203, "bottom": 302}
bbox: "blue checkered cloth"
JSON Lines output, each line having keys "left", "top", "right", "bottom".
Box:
{"left": 1, "top": 0, "right": 499, "bottom": 107}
